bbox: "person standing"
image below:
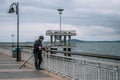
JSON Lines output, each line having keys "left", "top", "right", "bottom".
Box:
{"left": 33, "top": 36, "right": 44, "bottom": 70}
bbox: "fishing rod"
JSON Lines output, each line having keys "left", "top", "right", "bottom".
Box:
{"left": 19, "top": 40, "right": 50, "bottom": 69}
{"left": 19, "top": 54, "right": 33, "bottom": 69}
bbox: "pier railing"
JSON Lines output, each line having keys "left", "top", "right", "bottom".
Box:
{"left": 21, "top": 48, "right": 120, "bottom": 80}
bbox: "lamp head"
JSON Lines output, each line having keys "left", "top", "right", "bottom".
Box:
{"left": 8, "top": 7, "right": 15, "bottom": 13}
{"left": 57, "top": 9, "right": 64, "bottom": 14}
{"left": 57, "top": 9, "right": 64, "bottom": 11}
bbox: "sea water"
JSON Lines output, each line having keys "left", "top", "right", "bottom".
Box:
{"left": 0, "top": 41, "right": 120, "bottom": 56}
{"left": 72, "top": 41, "right": 120, "bottom": 56}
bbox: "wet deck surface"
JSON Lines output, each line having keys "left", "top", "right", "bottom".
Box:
{"left": 0, "top": 52, "right": 69, "bottom": 80}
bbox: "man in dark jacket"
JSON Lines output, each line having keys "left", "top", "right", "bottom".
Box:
{"left": 33, "top": 36, "right": 44, "bottom": 70}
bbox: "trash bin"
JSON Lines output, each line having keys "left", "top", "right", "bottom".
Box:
{"left": 12, "top": 47, "right": 21, "bottom": 60}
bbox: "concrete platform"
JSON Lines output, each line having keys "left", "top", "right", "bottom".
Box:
{"left": 0, "top": 52, "right": 69, "bottom": 80}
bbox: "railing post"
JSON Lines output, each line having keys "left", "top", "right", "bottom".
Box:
{"left": 48, "top": 54, "right": 51, "bottom": 71}
{"left": 83, "top": 61, "right": 86, "bottom": 80}
{"left": 115, "top": 66, "right": 118, "bottom": 80}
{"left": 72, "top": 60, "right": 75, "bottom": 79}
{"left": 63, "top": 57, "right": 66, "bottom": 76}
{"left": 64, "top": 57, "right": 67, "bottom": 76}
{"left": 97, "top": 63, "right": 101, "bottom": 80}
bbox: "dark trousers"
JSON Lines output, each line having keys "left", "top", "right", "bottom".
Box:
{"left": 34, "top": 53, "right": 42, "bottom": 69}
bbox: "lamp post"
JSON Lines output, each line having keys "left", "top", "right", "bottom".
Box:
{"left": 57, "top": 9, "right": 64, "bottom": 32}
{"left": 8, "top": 2, "right": 20, "bottom": 61}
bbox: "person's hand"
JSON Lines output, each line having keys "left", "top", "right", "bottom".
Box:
{"left": 38, "top": 46, "right": 42, "bottom": 50}
{"left": 42, "top": 46, "right": 48, "bottom": 53}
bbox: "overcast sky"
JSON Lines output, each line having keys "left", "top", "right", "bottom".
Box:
{"left": 0, "top": 0, "right": 120, "bottom": 42}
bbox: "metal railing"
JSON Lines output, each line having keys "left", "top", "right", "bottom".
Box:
{"left": 21, "top": 48, "right": 120, "bottom": 80}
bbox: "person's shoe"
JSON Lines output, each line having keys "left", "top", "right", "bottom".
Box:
{"left": 40, "top": 68, "right": 44, "bottom": 70}
{"left": 37, "top": 66, "right": 40, "bottom": 69}
{"left": 36, "top": 67, "right": 40, "bottom": 70}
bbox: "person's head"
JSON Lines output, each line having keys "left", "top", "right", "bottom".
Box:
{"left": 39, "top": 36, "right": 44, "bottom": 42}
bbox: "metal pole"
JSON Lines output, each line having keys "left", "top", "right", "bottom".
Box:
{"left": 97, "top": 63, "right": 101, "bottom": 80}
{"left": 57, "top": 9, "right": 64, "bottom": 32}
{"left": 8, "top": 2, "right": 20, "bottom": 61}
{"left": 16, "top": 2, "right": 20, "bottom": 61}
{"left": 115, "top": 66, "right": 118, "bottom": 80}
{"left": 60, "top": 13, "right": 61, "bottom": 32}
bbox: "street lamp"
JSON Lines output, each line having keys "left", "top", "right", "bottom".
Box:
{"left": 8, "top": 2, "right": 20, "bottom": 61}
{"left": 57, "top": 9, "right": 64, "bottom": 32}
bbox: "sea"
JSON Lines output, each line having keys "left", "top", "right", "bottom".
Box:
{"left": 0, "top": 41, "right": 120, "bottom": 56}
{"left": 72, "top": 41, "right": 120, "bottom": 56}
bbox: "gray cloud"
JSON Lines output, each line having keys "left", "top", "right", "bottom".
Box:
{"left": 0, "top": 0, "right": 120, "bottom": 41}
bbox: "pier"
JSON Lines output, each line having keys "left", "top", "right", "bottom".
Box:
{"left": 0, "top": 47, "right": 69, "bottom": 80}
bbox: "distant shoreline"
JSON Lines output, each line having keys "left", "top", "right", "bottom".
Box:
{"left": 0, "top": 40, "right": 120, "bottom": 43}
